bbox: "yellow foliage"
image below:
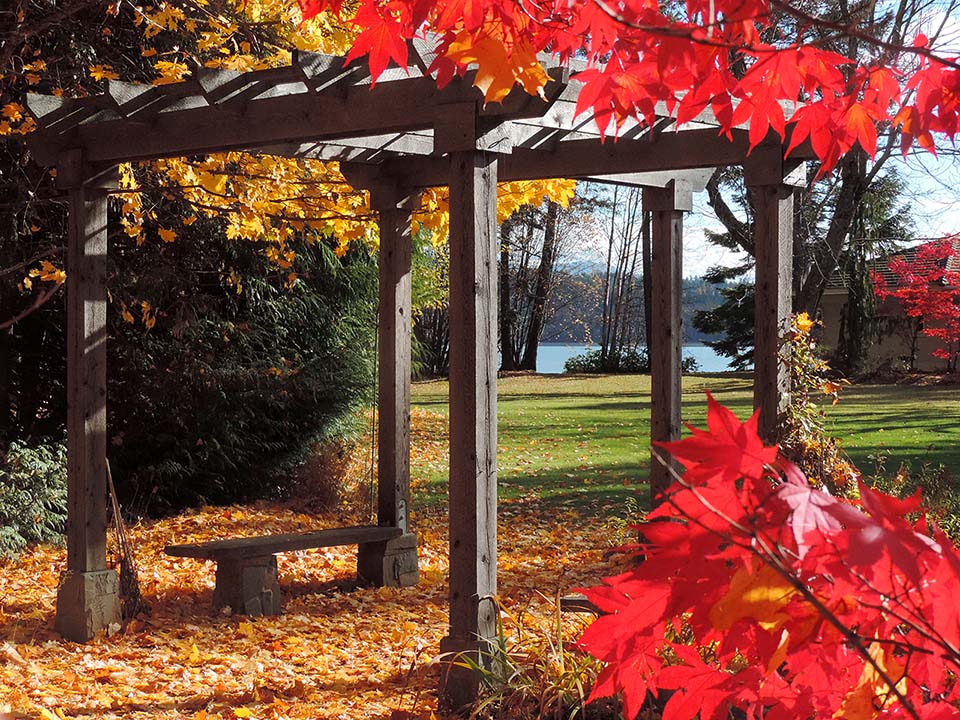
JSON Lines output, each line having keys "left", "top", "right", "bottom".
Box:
{"left": 6, "top": 0, "right": 574, "bottom": 274}
{"left": 28, "top": 261, "right": 66, "bottom": 285}
{"left": 709, "top": 561, "right": 797, "bottom": 631}
{"left": 153, "top": 60, "right": 191, "bottom": 84}
{"left": 835, "top": 642, "right": 907, "bottom": 720}
{"left": 794, "top": 311, "right": 815, "bottom": 334}
{"left": 88, "top": 64, "right": 119, "bottom": 81}
{"left": 445, "top": 29, "right": 549, "bottom": 103}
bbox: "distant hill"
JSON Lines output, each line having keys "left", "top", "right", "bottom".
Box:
{"left": 542, "top": 273, "right": 729, "bottom": 345}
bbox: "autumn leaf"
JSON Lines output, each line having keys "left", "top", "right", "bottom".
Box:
{"left": 443, "top": 30, "right": 549, "bottom": 103}
{"left": 343, "top": 4, "right": 407, "bottom": 83}
{"left": 89, "top": 64, "right": 119, "bottom": 81}
{"left": 28, "top": 261, "right": 66, "bottom": 284}
{"left": 709, "top": 562, "right": 797, "bottom": 631}
{"left": 158, "top": 227, "right": 177, "bottom": 243}
{"left": 2, "top": 103, "right": 23, "bottom": 121}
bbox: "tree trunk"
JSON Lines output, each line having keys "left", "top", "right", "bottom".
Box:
{"left": 0, "top": 327, "right": 11, "bottom": 449}
{"left": 520, "top": 201, "right": 560, "bottom": 371}
{"left": 641, "top": 210, "right": 652, "bottom": 350}
{"left": 600, "top": 186, "right": 618, "bottom": 365}
{"left": 499, "top": 223, "right": 516, "bottom": 371}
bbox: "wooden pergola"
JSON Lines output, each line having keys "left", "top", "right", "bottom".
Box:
{"left": 26, "top": 43, "right": 812, "bottom": 709}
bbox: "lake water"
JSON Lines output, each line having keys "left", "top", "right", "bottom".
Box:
{"left": 536, "top": 343, "right": 731, "bottom": 374}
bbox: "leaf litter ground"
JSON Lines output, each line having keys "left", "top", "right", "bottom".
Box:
{"left": 0, "top": 408, "right": 628, "bottom": 720}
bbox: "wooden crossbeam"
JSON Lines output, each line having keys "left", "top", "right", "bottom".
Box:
{"left": 376, "top": 128, "right": 810, "bottom": 187}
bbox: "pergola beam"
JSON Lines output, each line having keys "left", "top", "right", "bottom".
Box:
{"left": 380, "top": 129, "right": 814, "bottom": 187}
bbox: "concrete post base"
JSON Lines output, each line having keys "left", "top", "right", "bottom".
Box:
{"left": 213, "top": 555, "right": 282, "bottom": 616}
{"left": 357, "top": 532, "right": 419, "bottom": 587}
{"left": 54, "top": 569, "right": 121, "bottom": 642}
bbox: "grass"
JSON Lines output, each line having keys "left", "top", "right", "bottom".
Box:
{"left": 411, "top": 373, "right": 960, "bottom": 516}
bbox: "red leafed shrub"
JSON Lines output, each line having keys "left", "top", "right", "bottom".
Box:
{"left": 874, "top": 237, "right": 960, "bottom": 373}
{"left": 579, "top": 394, "right": 960, "bottom": 720}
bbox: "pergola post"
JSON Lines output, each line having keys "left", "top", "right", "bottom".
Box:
{"left": 357, "top": 184, "right": 419, "bottom": 588}
{"left": 745, "top": 152, "right": 798, "bottom": 443}
{"left": 54, "top": 150, "right": 121, "bottom": 642}
{"left": 439, "top": 147, "right": 499, "bottom": 712}
{"left": 643, "top": 182, "right": 688, "bottom": 503}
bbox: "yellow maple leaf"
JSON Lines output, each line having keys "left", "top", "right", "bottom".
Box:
{"left": 89, "top": 64, "right": 119, "bottom": 81}
{"left": 709, "top": 561, "right": 797, "bottom": 631}
{"left": 29, "top": 260, "right": 66, "bottom": 284}
{"left": 198, "top": 171, "right": 228, "bottom": 195}
{"left": 794, "top": 312, "right": 815, "bottom": 334}
{"left": 2, "top": 103, "right": 23, "bottom": 122}
{"left": 233, "top": 708, "right": 254, "bottom": 718}
{"left": 834, "top": 642, "right": 907, "bottom": 720}
{"left": 158, "top": 227, "right": 177, "bottom": 243}
{"left": 444, "top": 30, "right": 549, "bottom": 103}
{"left": 188, "top": 643, "right": 200, "bottom": 664}
{"left": 154, "top": 60, "right": 192, "bottom": 85}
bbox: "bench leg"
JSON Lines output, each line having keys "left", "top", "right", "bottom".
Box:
{"left": 357, "top": 533, "right": 419, "bottom": 587}
{"left": 213, "top": 555, "right": 282, "bottom": 616}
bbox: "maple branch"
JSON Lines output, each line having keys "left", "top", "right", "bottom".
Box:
{"left": 0, "top": 0, "right": 108, "bottom": 72}
{"left": 0, "top": 246, "right": 64, "bottom": 278}
{"left": 650, "top": 450, "right": 924, "bottom": 720}
{"left": 0, "top": 282, "right": 63, "bottom": 331}
{"left": 769, "top": 0, "right": 960, "bottom": 70}
{"left": 587, "top": 0, "right": 960, "bottom": 71}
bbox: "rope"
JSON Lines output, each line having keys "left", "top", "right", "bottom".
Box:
{"left": 368, "top": 305, "right": 379, "bottom": 523}
{"left": 106, "top": 460, "right": 146, "bottom": 619}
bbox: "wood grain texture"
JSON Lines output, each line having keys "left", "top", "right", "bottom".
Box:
{"left": 165, "top": 525, "right": 402, "bottom": 560}
{"left": 441, "top": 149, "right": 499, "bottom": 711}
{"left": 751, "top": 184, "right": 795, "bottom": 443}
{"left": 375, "top": 196, "right": 414, "bottom": 532}
{"left": 64, "top": 156, "right": 110, "bottom": 575}
{"left": 644, "top": 185, "right": 683, "bottom": 502}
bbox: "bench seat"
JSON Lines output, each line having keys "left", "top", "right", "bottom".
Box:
{"left": 165, "top": 524, "right": 417, "bottom": 616}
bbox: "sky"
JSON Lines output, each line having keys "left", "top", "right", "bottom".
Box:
{"left": 678, "top": 152, "right": 960, "bottom": 280}
{"left": 675, "top": 1, "right": 960, "bottom": 279}
{"left": 568, "top": 147, "right": 960, "bottom": 281}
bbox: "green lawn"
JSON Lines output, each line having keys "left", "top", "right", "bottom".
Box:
{"left": 411, "top": 373, "right": 960, "bottom": 516}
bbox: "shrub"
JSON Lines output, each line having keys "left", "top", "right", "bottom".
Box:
{"left": 780, "top": 312, "right": 858, "bottom": 495}
{"left": 107, "top": 232, "right": 378, "bottom": 515}
{"left": 679, "top": 356, "right": 700, "bottom": 374}
{"left": 563, "top": 348, "right": 649, "bottom": 374}
{"left": 0, "top": 439, "right": 67, "bottom": 557}
{"left": 564, "top": 348, "right": 700, "bottom": 375}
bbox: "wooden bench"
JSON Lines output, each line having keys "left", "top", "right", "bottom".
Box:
{"left": 559, "top": 593, "right": 603, "bottom": 615}
{"left": 165, "top": 525, "right": 418, "bottom": 616}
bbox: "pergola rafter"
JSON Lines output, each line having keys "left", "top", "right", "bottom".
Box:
{"left": 25, "top": 45, "right": 813, "bottom": 711}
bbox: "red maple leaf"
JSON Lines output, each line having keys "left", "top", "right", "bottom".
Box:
{"left": 344, "top": 5, "right": 409, "bottom": 82}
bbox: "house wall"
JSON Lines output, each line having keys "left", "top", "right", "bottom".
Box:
{"left": 818, "top": 289, "right": 949, "bottom": 372}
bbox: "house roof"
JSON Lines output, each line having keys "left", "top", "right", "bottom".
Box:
{"left": 826, "top": 236, "right": 960, "bottom": 290}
